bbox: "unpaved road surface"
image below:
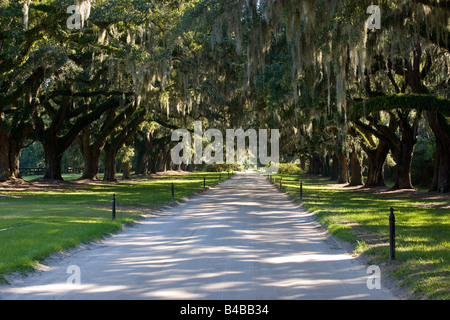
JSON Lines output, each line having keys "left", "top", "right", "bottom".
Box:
{"left": 1, "top": 173, "right": 396, "bottom": 300}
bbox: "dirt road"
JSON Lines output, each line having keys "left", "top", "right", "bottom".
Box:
{"left": 0, "top": 173, "right": 396, "bottom": 300}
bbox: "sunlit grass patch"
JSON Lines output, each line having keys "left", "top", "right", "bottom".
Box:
{"left": 0, "top": 172, "right": 232, "bottom": 283}
{"left": 271, "top": 173, "right": 449, "bottom": 300}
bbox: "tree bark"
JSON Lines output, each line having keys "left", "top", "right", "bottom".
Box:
{"left": 82, "top": 151, "right": 101, "bottom": 180}
{"left": 349, "top": 147, "right": 363, "bottom": 186}
{"left": 363, "top": 140, "right": 390, "bottom": 187}
{"left": 103, "top": 144, "right": 119, "bottom": 182}
{"left": 0, "top": 123, "right": 34, "bottom": 181}
{"left": 123, "top": 161, "right": 131, "bottom": 179}
{"left": 330, "top": 153, "right": 339, "bottom": 181}
{"left": 78, "top": 128, "right": 100, "bottom": 180}
{"left": 430, "top": 143, "right": 441, "bottom": 192}
{"left": 427, "top": 111, "right": 450, "bottom": 193}
{"left": 9, "top": 140, "right": 22, "bottom": 180}
{"left": 43, "top": 141, "right": 64, "bottom": 180}
{"left": 0, "top": 77, "right": 39, "bottom": 181}
{"left": 337, "top": 152, "right": 349, "bottom": 184}
{"left": 322, "top": 153, "right": 331, "bottom": 177}
{"left": 0, "top": 129, "right": 32, "bottom": 181}
{"left": 391, "top": 141, "right": 415, "bottom": 190}
{"left": 135, "top": 130, "right": 153, "bottom": 175}
{"left": 438, "top": 150, "right": 450, "bottom": 193}
{"left": 391, "top": 112, "right": 419, "bottom": 190}
{"left": 0, "top": 123, "right": 11, "bottom": 181}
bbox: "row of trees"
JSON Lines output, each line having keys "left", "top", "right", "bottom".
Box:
{"left": 1, "top": 0, "right": 207, "bottom": 181}
{"left": 1, "top": 0, "right": 449, "bottom": 192}
{"left": 194, "top": 0, "right": 450, "bottom": 191}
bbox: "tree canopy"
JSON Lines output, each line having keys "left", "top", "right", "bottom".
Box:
{"left": 0, "top": 0, "right": 449, "bottom": 191}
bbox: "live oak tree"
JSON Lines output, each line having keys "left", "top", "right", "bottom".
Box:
{"left": 2, "top": 0, "right": 448, "bottom": 193}
{"left": 0, "top": 1, "right": 69, "bottom": 181}
{"left": 0, "top": 0, "right": 199, "bottom": 181}
{"left": 199, "top": 0, "right": 449, "bottom": 191}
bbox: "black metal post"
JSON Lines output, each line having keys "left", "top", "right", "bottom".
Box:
{"left": 204, "top": 177, "right": 206, "bottom": 189}
{"left": 300, "top": 181, "right": 303, "bottom": 202}
{"left": 389, "top": 207, "right": 395, "bottom": 261}
{"left": 280, "top": 178, "right": 282, "bottom": 188}
{"left": 112, "top": 193, "right": 116, "bottom": 221}
{"left": 171, "top": 182, "right": 174, "bottom": 202}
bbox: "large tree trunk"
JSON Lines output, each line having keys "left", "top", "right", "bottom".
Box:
{"left": 103, "top": 144, "right": 119, "bottom": 182}
{"left": 392, "top": 140, "right": 415, "bottom": 190}
{"left": 300, "top": 155, "right": 306, "bottom": 171}
{"left": 309, "top": 154, "right": 322, "bottom": 175}
{"left": 337, "top": 152, "right": 349, "bottom": 184}
{"left": 391, "top": 115, "right": 418, "bottom": 190}
{"left": 135, "top": 143, "right": 147, "bottom": 175}
{"left": 0, "top": 116, "right": 32, "bottom": 181}
{"left": 393, "top": 153, "right": 414, "bottom": 190}
{"left": 9, "top": 141, "right": 21, "bottom": 179}
{"left": 78, "top": 128, "right": 102, "bottom": 180}
{"left": 82, "top": 148, "right": 101, "bottom": 180}
{"left": 322, "top": 153, "right": 331, "bottom": 177}
{"left": 43, "top": 144, "right": 63, "bottom": 180}
{"left": 134, "top": 130, "right": 153, "bottom": 175}
{"left": 375, "top": 111, "right": 418, "bottom": 190}
{"left": 0, "top": 124, "right": 12, "bottom": 181}
{"left": 427, "top": 111, "right": 450, "bottom": 193}
{"left": 430, "top": 144, "right": 441, "bottom": 192}
{"left": 330, "top": 153, "right": 339, "bottom": 181}
{"left": 364, "top": 140, "right": 390, "bottom": 187}
{"left": 123, "top": 160, "right": 131, "bottom": 180}
{"left": 437, "top": 150, "right": 450, "bottom": 193}
{"left": 349, "top": 147, "right": 363, "bottom": 186}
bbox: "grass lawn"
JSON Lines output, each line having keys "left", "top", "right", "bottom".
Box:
{"left": 270, "top": 173, "right": 450, "bottom": 300}
{"left": 0, "top": 172, "right": 230, "bottom": 283}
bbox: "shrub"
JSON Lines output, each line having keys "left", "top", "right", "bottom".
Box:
{"left": 269, "top": 163, "right": 303, "bottom": 174}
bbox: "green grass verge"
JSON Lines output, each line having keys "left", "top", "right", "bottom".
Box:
{"left": 270, "top": 173, "right": 450, "bottom": 300}
{"left": 0, "top": 172, "right": 230, "bottom": 283}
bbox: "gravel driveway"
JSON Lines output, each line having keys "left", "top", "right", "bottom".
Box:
{"left": 0, "top": 173, "right": 397, "bottom": 300}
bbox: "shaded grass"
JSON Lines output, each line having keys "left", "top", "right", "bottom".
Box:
{"left": 270, "top": 173, "right": 450, "bottom": 300}
{"left": 0, "top": 172, "right": 230, "bottom": 283}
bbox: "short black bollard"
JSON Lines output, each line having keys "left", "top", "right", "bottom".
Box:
{"left": 204, "top": 177, "right": 206, "bottom": 189}
{"left": 280, "top": 178, "right": 282, "bottom": 188}
{"left": 300, "top": 181, "right": 303, "bottom": 202}
{"left": 389, "top": 207, "right": 395, "bottom": 261}
{"left": 112, "top": 193, "right": 116, "bottom": 221}
{"left": 171, "top": 182, "right": 174, "bottom": 202}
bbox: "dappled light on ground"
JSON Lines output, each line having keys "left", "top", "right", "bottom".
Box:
{"left": 1, "top": 174, "right": 395, "bottom": 300}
